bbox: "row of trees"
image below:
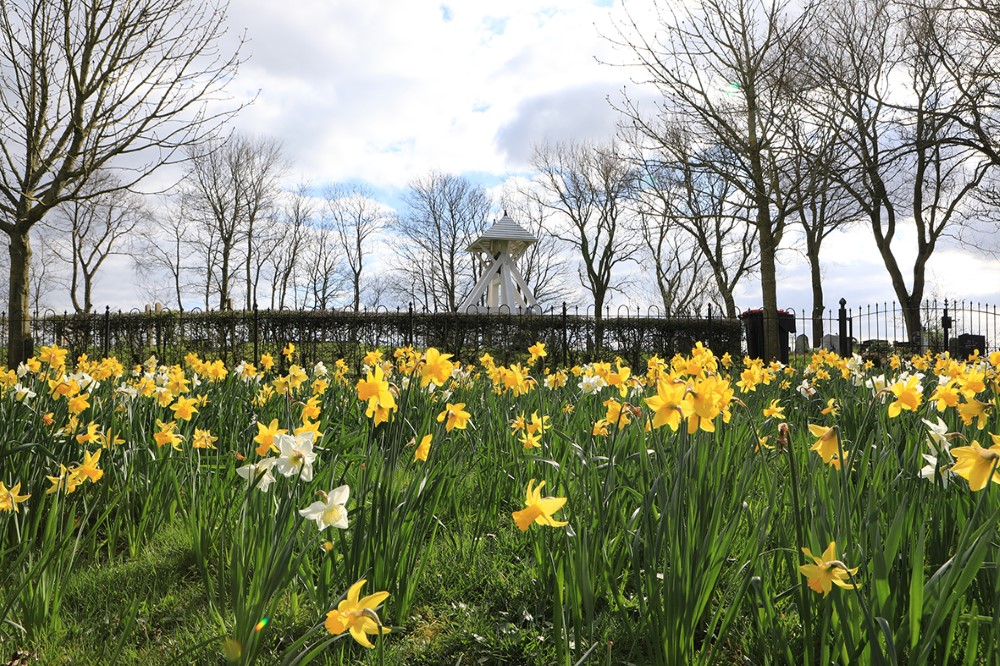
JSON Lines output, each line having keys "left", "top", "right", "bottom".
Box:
{"left": 3, "top": 0, "right": 999, "bottom": 364}
{"left": 611, "top": 0, "right": 1000, "bottom": 357}
{"left": 1, "top": 138, "right": 735, "bottom": 328}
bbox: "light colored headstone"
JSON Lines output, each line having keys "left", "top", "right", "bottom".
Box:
{"left": 794, "top": 334, "right": 810, "bottom": 354}
{"left": 821, "top": 334, "right": 839, "bottom": 351}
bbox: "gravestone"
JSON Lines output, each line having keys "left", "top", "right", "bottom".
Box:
{"left": 794, "top": 334, "right": 810, "bottom": 355}
{"left": 821, "top": 334, "right": 839, "bottom": 351}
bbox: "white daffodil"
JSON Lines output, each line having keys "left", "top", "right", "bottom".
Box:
{"left": 578, "top": 374, "right": 607, "bottom": 395}
{"left": 236, "top": 457, "right": 278, "bottom": 492}
{"left": 797, "top": 379, "right": 815, "bottom": 398}
{"left": 12, "top": 383, "right": 36, "bottom": 403}
{"left": 921, "top": 416, "right": 950, "bottom": 452}
{"left": 116, "top": 383, "right": 138, "bottom": 401}
{"left": 865, "top": 374, "right": 887, "bottom": 398}
{"left": 274, "top": 431, "right": 317, "bottom": 482}
{"left": 313, "top": 361, "right": 328, "bottom": 377}
{"left": 299, "top": 485, "right": 350, "bottom": 530}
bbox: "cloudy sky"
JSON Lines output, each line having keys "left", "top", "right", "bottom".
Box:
{"left": 85, "top": 0, "right": 1000, "bottom": 321}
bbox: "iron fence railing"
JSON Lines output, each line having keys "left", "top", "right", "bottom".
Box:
{"left": 0, "top": 303, "right": 742, "bottom": 372}
{"left": 787, "top": 299, "right": 998, "bottom": 359}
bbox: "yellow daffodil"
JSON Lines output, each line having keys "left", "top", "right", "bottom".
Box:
{"left": 763, "top": 399, "right": 785, "bottom": 420}
{"left": 799, "top": 541, "right": 861, "bottom": 596}
{"left": 255, "top": 419, "right": 287, "bottom": 456}
{"left": 74, "top": 449, "right": 104, "bottom": 483}
{"left": 420, "top": 348, "right": 454, "bottom": 387}
{"left": 325, "top": 579, "right": 391, "bottom": 649}
{"left": 528, "top": 341, "right": 547, "bottom": 364}
{"left": 526, "top": 412, "right": 549, "bottom": 436}
{"left": 414, "top": 434, "right": 432, "bottom": 462}
{"left": 644, "top": 378, "right": 686, "bottom": 431}
{"left": 519, "top": 430, "right": 542, "bottom": 449}
{"left": 76, "top": 421, "right": 104, "bottom": 446}
{"left": 67, "top": 392, "right": 90, "bottom": 415}
{"left": 46, "top": 464, "right": 84, "bottom": 495}
{"left": 362, "top": 349, "right": 383, "bottom": 367}
{"left": 957, "top": 398, "right": 991, "bottom": 430}
{"left": 0, "top": 481, "right": 30, "bottom": 512}
{"left": 301, "top": 396, "right": 322, "bottom": 420}
{"left": 950, "top": 436, "right": 1000, "bottom": 491}
{"left": 39, "top": 344, "right": 68, "bottom": 368}
{"left": 512, "top": 479, "right": 568, "bottom": 531}
{"left": 169, "top": 394, "right": 199, "bottom": 421}
{"left": 436, "top": 402, "right": 470, "bottom": 432}
{"left": 603, "top": 398, "right": 631, "bottom": 427}
{"left": 887, "top": 374, "right": 923, "bottom": 417}
{"left": 192, "top": 428, "right": 218, "bottom": 449}
{"left": 154, "top": 420, "right": 183, "bottom": 450}
{"left": 511, "top": 412, "right": 527, "bottom": 434}
{"left": 808, "top": 424, "right": 841, "bottom": 465}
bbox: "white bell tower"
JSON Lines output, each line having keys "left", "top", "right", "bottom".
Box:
{"left": 459, "top": 212, "right": 539, "bottom": 313}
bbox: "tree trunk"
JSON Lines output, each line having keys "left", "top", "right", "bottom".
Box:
{"left": 808, "top": 247, "right": 824, "bottom": 347}
{"left": 758, "top": 224, "right": 780, "bottom": 361}
{"left": 219, "top": 251, "right": 230, "bottom": 310}
{"left": 593, "top": 287, "right": 606, "bottom": 353}
{"left": 6, "top": 229, "right": 33, "bottom": 367}
{"left": 353, "top": 274, "right": 361, "bottom": 313}
{"left": 84, "top": 270, "right": 94, "bottom": 314}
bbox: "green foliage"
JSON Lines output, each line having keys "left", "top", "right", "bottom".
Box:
{"left": 1, "top": 343, "right": 998, "bottom": 665}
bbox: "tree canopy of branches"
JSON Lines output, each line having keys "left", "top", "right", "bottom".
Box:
{"left": 807, "top": 0, "right": 999, "bottom": 340}
{"left": 46, "top": 173, "right": 148, "bottom": 314}
{"left": 325, "top": 185, "right": 388, "bottom": 313}
{"left": 0, "top": 0, "right": 242, "bottom": 365}
{"left": 392, "top": 172, "right": 491, "bottom": 312}
{"left": 631, "top": 124, "right": 760, "bottom": 318}
{"left": 531, "top": 140, "right": 640, "bottom": 348}
{"left": 614, "top": 0, "right": 813, "bottom": 359}
{"left": 183, "top": 135, "right": 285, "bottom": 310}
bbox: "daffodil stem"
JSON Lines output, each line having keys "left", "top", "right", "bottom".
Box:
{"left": 785, "top": 430, "right": 812, "bottom": 664}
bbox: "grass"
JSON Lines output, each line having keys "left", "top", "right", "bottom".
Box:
{"left": 2, "top": 345, "right": 999, "bottom": 664}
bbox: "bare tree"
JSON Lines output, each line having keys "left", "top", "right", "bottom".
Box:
{"left": 136, "top": 194, "right": 201, "bottom": 310}
{"left": 498, "top": 184, "right": 575, "bottom": 309}
{"left": 27, "top": 229, "right": 58, "bottom": 316}
{"left": 784, "top": 118, "right": 861, "bottom": 345}
{"left": 268, "top": 186, "right": 313, "bottom": 309}
{"left": 183, "top": 135, "right": 285, "bottom": 311}
{"left": 631, "top": 126, "right": 760, "bottom": 318}
{"left": 324, "top": 185, "right": 387, "bottom": 313}
{"left": 809, "top": 0, "right": 997, "bottom": 339}
{"left": 638, "top": 206, "right": 716, "bottom": 316}
{"left": 531, "top": 140, "right": 640, "bottom": 348}
{"left": 302, "top": 225, "right": 341, "bottom": 310}
{"left": 45, "top": 173, "right": 148, "bottom": 314}
{"left": 612, "top": 0, "right": 813, "bottom": 359}
{"left": 0, "top": 0, "right": 242, "bottom": 365}
{"left": 391, "top": 173, "right": 491, "bottom": 312}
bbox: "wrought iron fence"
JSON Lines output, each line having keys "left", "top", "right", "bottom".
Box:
{"left": 787, "top": 299, "right": 999, "bottom": 358}
{"left": 0, "top": 303, "right": 742, "bottom": 371}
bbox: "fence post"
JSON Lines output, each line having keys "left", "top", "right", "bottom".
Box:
{"left": 838, "top": 298, "right": 850, "bottom": 357}
{"left": 942, "top": 299, "right": 952, "bottom": 354}
{"left": 253, "top": 301, "right": 259, "bottom": 362}
{"left": 408, "top": 302, "right": 414, "bottom": 347}
{"left": 562, "top": 301, "right": 568, "bottom": 367}
{"left": 103, "top": 306, "right": 111, "bottom": 358}
{"left": 707, "top": 303, "right": 713, "bottom": 345}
